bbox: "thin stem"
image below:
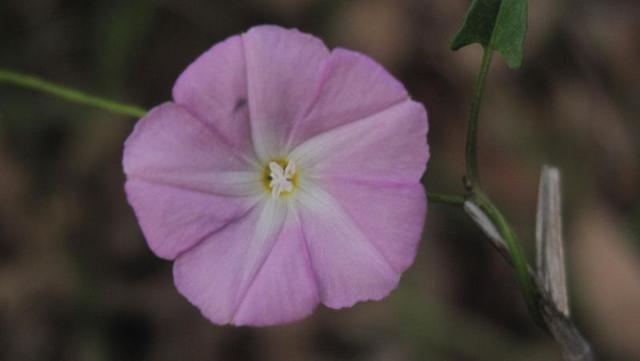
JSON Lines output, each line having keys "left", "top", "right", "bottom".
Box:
{"left": 462, "top": 46, "right": 540, "bottom": 322}
{"left": 465, "top": 48, "right": 493, "bottom": 186}
{"left": 470, "top": 191, "right": 542, "bottom": 326}
{"left": 0, "top": 68, "right": 146, "bottom": 118}
{"left": 427, "top": 191, "right": 465, "bottom": 206}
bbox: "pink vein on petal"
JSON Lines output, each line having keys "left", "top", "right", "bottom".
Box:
{"left": 174, "top": 103, "right": 259, "bottom": 167}
{"left": 172, "top": 198, "right": 263, "bottom": 260}
{"left": 228, "top": 199, "right": 289, "bottom": 321}
{"left": 289, "top": 99, "right": 427, "bottom": 184}
{"left": 286, "top": 48, "right": 409, "bottom": 149}
{"left": 295, "top": 181, "right": 399, "bottom": 307}
{"left": 300, "top": 182, "right": 396, "bottom": 273}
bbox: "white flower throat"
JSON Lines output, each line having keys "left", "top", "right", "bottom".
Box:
{"left": 268, "top": 160, "right": 296, "bottom": 198}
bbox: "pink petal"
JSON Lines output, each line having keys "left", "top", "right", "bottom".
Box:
{"left": 125, "top": 180, "right": 257, "bottom": 260}
{"left": 288, "top": 48, "right": 408, "bottom": 147}
{"left": 319, "top": 180, "right": 426, "bottom": 274}
{"left": 174, "top": 199, "right": 318, "bottom": 326}
{"left": 243, "top": 25, "right": 329, "bottom": 160}
{"left": 123, "top": 103, "right": 260, "bottom": 259}
{"left": 172, "top": 34, "right": 254, "bottom": 157}
{"left": 231, "top": 214, "right": 319, "bottom": 326}
{"left": 296, "top": 184, "right": 399, "bottom": 308}
{"left": 291, "top": 100, "right": 428, "bottom": 184}
{"left": 124, "top": 102, "right": 259, "bottom": 196}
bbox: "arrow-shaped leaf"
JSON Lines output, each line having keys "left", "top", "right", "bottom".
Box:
{"left": 450, "top": 0, "right": 528, "bottom": 68}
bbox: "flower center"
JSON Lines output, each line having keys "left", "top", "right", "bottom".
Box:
{"left": 265, "top": 160, "right": 297, "bottom": 199}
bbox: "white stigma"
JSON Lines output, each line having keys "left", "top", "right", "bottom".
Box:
{"left": 269, "top": 161, "right": 296, "bottom": 199}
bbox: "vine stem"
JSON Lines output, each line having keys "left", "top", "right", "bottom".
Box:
{"left": 0, "top": 68, "right": 146, "bottom": 118}
{"left": 470, "top": 192, "right": 542, "bottom": 326}
{"left": 465, "top": 48, "right": 493, "bottom": 186}
{"left": 462, "top": 48, "right": 540, "bottom": 323}
{"left": 427, "top": 191, "right": 465, "bottom": 206}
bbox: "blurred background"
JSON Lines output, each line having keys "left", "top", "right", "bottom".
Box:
{"left": 1, "top": 0, "right": 639, "bottom": 360}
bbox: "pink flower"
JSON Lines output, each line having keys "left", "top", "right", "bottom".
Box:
{"left": 123, "top": 25, "right": 429, "bottom": 326}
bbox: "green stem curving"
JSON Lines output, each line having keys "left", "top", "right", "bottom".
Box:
{"left": 470, "top": 191, "right": 541, "bottom": 325}
{"left": 462, "top": 48, "right": 540, "bottom": 324}
{"left": 465, "top": 48, "right": 493, "bottom": 187}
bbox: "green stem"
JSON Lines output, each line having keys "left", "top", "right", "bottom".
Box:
{"left": 462, "top": 49, "right": 540, "bottom": 324}
{"left": 465, "top": 48, "right": 493, "bottom": 186}
{"left": 0, "top": 68, "right": 146, "bottom": 118}
{"left": 427, "top": 191, "right": 465, "bottom": 206}
{"left": 471, "top": 191, "right": 541, "bottom": 325}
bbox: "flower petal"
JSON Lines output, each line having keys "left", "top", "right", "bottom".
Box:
{"left": 231, "top": 212, "right": 319, "bottom": 326}
{"left": 123, "top": 102, "right": 261, "bottom": 197}
{"left": 243, "top": 25, "right": 329, "bottom": 160}
{"left": 124, "top": 102, "right": 263, "bottom": 260}
{"left": 290, "top": 100, "right": 428, "bottom": 184}
{"left": 172, "top": 34, "right": 254, "bottom": 157}
{"left": 125, "top": 179, "right": 258, "bottom": 260}
{"left": 287, "top": 48, "right": 408, "bottom": 147}
{"left": 319, "top": 180, "right": 426, "bottom": 274}
{"left": 173, "top": 198, "right": 316, "bottom": 326}
{"left": 295, "top": 183, "right": 399, "bottom": 308}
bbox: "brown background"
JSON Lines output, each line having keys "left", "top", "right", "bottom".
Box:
{"left": 1, "top": 0, "right": 639, "bottom": 360}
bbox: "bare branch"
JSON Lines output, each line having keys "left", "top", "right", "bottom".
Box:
{"left": 536, "top": 165, "right": 569, "bottom": 316}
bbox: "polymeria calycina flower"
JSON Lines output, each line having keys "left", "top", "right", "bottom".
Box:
{"left": 123, "top": 25, "right": 429, "bottom": 326}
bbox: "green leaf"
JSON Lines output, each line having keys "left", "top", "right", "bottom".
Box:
{"left": 450, "top": 0, "right": 528, "bottom": 68}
